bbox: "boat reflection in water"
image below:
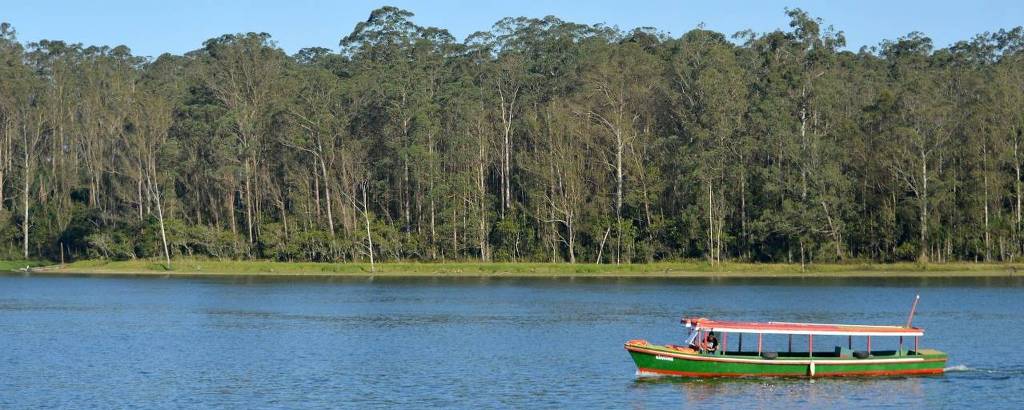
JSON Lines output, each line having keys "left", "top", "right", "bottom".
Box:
{"left": 632, "top": 374, "right": 926, "bottom": 407}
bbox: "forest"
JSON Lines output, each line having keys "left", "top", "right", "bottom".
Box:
{"left": 0, "top": 7, "right": 1023, "bottom": 266}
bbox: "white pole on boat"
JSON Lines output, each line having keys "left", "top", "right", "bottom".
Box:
{"left": 905, "top": 294, "right": 920, "bottom": 327}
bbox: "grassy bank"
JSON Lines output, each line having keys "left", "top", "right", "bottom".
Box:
{"left": 15, "top": 258, "right": 1024, "bottom": 278}
{"left": 0, "top": 260, "right": 51, "bottom": 272}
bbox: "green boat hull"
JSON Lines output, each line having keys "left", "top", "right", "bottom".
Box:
{"left": 626, "top": 342, "right": 947, "bottom": 378}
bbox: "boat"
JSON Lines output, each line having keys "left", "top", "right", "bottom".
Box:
{"left": 625, "top": 298, "right": 947, "bottom": 378}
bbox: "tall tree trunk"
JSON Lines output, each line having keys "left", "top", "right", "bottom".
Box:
{"left": 707, "top": 181, "right": 716, "bottom": 264}
{"left": 799, "top": 105, "right": 808, "bottom": 200}
{"left": 919, "top": 150, "right": 929, "bottom": 262}
{"left": 148, "top": 173, "right": 171, "bottom": 268}
{"left": 498, "top": 85, "right": 517, "bottom": 219}
{"left": 740, "top": 165, "right": 747, "bottom": 259}
{"left": 452, "top": 201, "right": 458, "bottom": 260}
{"left": 1015, "top": 139, "right": 1021, "bottom": 256}
{"left": 892, "top": 187, "right": 898, "bottom": 259}
{"left": 822, "top": 201, "right": 842, "bottom": 260}
{"left": 615, "top": 133, "right": 623, "bottom": 264}
{"left": 137, "top": 169, "right": 144, "bottom": 221}
{"left": 22, "top": 131, "right": 31, "bottom": 259}
{"left": 638, "top": 175, "right": 654, "bottom": 261}
{"left": 314, "top": 166, "right": 321, "bottom": 219}
{"left": 596, "top": 226, "right": 611, "bottom": 264}
{"left": 507, "top": 131, "right": 516, "bottom": 216}
{"left": 90, "top": 174, "right": 100, "bottom": 208}
{"left": 567, "top": 215, "right": 576, "bottom": 264}
{"left": 281, "top": 197, "right": 289, "bottom": 241}
{"left": 548, "top": 180, "right": 557, "bottom": 263}
{"left": 244, "top": 159, "right": 254, "bottom": 244}
{"left": 228, "top": 190, "right": 237, "bottom": 236}
{"left": 361, "top": 183, "right": 375, "bottom": 272}
{"left": 428, "top": 134, "right": 436, "bottom": 259}
{"left": 477, "top": 135, "right": 488, "bottom": 262}
{"left": 403, "top": 154, "right": 411, "bottom": 233}
{"left": 0, "top": 121, "right": 6, "bottom": 212}
{"left": 983, "top": 146, "right": 991, "bottom": 261}
{"left": 319, "top": 156, "right": 335, "bottom": 237}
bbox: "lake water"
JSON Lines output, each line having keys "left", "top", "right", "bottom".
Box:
{"left": 1, "top": 275, "right": 1022, "bottom": 408}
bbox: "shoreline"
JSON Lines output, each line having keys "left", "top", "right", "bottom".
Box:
{"left": 9, "top": 259, "right": 1024, "bottom": 279}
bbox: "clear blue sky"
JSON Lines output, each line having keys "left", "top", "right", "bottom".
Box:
{"left": 5, "top": 0, "right": 1022, "bottom": 57}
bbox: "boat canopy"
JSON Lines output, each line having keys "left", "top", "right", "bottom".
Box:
{"left": 682, "top": 317, "right": 924, "bottom": 337}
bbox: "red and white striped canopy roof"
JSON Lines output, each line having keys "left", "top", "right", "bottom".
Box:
{"left": 682, "top": 317, "right": 924, "bottom": 337}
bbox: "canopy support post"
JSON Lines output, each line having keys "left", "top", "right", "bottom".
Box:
{"left": 788, "top": 334, "right": 792, "bottom": 353}
{"left": 867, "top": 336, "right": 872, "bottom": 356}
{"left": 723, "top": 332, "right": 728, "bottom": 352}
{"left": 738, "top": 333, "right": 743, "bottom": 352}
{"left": 914, "top": 336, "right": 919, "bottom": 353}
{"left": 809, "top": 335, "right": 813, "bottom": 358}
{"left": 848, "top": 335, "right": 852, "bottom": 350}
{"left": 899, "top": 336, "right": 904, "bottom": 356}
{"left": 757, "top": 334, "right": 762, "bottom": 354}
{"left": 906, "top": 294, "right": 920, "bottom": 328}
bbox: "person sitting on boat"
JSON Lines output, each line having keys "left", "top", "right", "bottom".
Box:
{"left": 704, "top": 332, "right": 719, "bottom": 353}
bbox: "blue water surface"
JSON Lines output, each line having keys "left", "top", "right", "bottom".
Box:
{"left": 0, "top": 275, "right": 1021, "bottom": 408}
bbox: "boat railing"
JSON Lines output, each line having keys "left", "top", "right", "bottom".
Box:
{"left": 708, "top": 348, "right": 921, "bottom": 359}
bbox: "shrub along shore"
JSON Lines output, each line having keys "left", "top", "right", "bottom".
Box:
{"left": 9, "top": 259, "right": 1024, "bottom": 278}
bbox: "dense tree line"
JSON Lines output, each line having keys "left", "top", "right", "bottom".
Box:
{"left": 1, "top": 8, "right": 1023, "bottom": 265}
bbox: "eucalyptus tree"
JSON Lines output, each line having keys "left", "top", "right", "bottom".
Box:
{"left": 667, "top": 28, "right": 747, "bottom": 263}
{"left": 18, "top": 101, "right": 45, "bottom": 259}
{"left": 940, "top": 37, "right": 1007, "bottom": 261}
{"left": 880, "top": 33, "right": 951, "bottom": 262}
{"left": 739, "top": 10, "right": 850, "bottom": 265}
{"left": 341, "top": 7, "right": 457, "bottom": 260}
{"left": 579, "top": 37, "right": 660, "bottom": 263}
{"left": 25, "top": 40, "right": 81, "bottom": 246}
{"left": 412, "top": 27, "right": 459, "bottom": 259}
{"left": 483, "top": 16, "right": 600, "bottom": 260}
{"left": 0, "top": 25, "right": 43, "bottom": 258}
{"left": 77, "top": 45, "right": 141, "bottom": 212}
{"left": 170, "top": 52, "right": 237, "bottom": 236}
{"left": 128, "top": 87, "right": 175, "bottom": 267}
{"left": 784, "top": 10, "right": 851, "bottom": 262}
{"left": 199, "top": 32, "right": 287, "bottom": 247}
{"left": 451, "top": 41, "right": 495, "bottom": 260}
{"left": 284, "top": 64, "right": 344, "bottom": 237}
{"left": 491, "top": 21, "right": 532, "bottom": 222}
{"left": 994, "top": 37, "right": 1024, "bottom": 255}
{"left": 536, "top": 100, "right": 591, "bottom": 262}
{"left": 0, "top": 22, "right": 24, "bottom": 213}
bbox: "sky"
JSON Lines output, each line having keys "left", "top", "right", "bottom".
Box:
{"left": 4, "top": 0, "right": 1023, "bottom": 58}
